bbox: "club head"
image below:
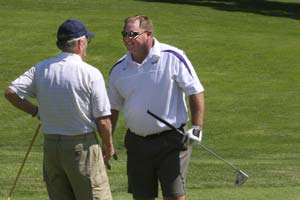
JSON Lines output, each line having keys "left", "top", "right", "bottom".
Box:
{"left": 234, "top": 170, "right": 248, "bottom": 185}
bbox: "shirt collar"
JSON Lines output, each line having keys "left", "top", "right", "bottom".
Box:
{"left": 149, "top": 38, "right": 161, "bottom": 64}
{"left": 58, "top": 52, "right": 82, "bottom": 61}
{"left": 125, "top": 38, "right": 161, "bottom": 65}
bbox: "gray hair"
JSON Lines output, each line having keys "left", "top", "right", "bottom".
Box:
{"left": 56, "top": 36, "right": 85, "bottom": 51}
{"left": 56, "top": 40, "right": 77, "bottom": 51}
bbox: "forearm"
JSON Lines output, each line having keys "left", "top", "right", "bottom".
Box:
{"left": 189, "top": 92, "right": 205, "bottom": 127}
{"left": 4, "top": 88, "right": 38, "bottom": 117}
{"left": 110, "top": 109, "right": 119, "bottom": 134}
{"left": 96, "top": 116, "right": 113, "bottom": 147}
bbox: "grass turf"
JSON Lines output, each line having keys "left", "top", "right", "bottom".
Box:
{"left": 1, "top": 0, "right": 300, "bottom": 199}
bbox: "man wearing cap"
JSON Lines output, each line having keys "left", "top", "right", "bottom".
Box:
{"left": 5, "top": 19, "right": 114, "bottom": 200}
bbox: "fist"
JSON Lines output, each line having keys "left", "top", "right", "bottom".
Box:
{"left": 186, "top": 125, "right": 202, "bottom": 143}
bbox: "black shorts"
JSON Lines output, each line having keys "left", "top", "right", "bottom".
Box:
{"left": 125, "top": 129, "right": 192, "bottom": 199}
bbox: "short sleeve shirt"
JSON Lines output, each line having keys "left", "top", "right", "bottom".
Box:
{"left": 108, "top": 39, "right": 204, "bottom": 136}
{"left": 10, "top": 52, "right": 111, "bottom": 135}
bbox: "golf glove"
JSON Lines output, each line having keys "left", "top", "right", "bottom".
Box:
{"left": 186, "top": 125, "right": 202, "bottom": 143}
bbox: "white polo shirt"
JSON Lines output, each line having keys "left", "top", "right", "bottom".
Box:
{"left": 9, "top": 52, "right": 111, "bottom": 135}
{"left": 108, "top": 39, "right": 204, "bottom": 136}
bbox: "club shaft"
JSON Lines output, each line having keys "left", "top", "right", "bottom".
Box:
{"left": 7, "top": 124, "right": 41, "bottom": 199}
{"left": 147, "top": 110, "right": 242, "bottom": 172}
{"left": 195, "top": 142, "right": 240, "bottom": 171}
{"left": 147, "top": 110, "right": 187, "bottom": 135}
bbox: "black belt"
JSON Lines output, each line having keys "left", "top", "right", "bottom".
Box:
{"left": 128, "top": 124, "right": 185, "bottom": 139}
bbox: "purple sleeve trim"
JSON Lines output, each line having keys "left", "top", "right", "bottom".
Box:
{"left": 162, "top": 50, "right": 193, "bottom": 77}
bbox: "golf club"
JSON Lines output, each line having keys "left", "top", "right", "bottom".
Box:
{"left": 147, "top": 110, "right": 249, "bottom": 185}
{"left": 6, "top": 123, "right": 41, "bottom": 200}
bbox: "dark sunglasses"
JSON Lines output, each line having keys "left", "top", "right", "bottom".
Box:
{"left": 121, "top": 31, "right": 146, "bottom": 38}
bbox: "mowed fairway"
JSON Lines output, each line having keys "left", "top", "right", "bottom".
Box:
{"left": 1, "top": 0, "right": 300, "bottom": 199}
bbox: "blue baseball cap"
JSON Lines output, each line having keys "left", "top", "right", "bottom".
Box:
{"left": 57, "top": 19, "right": 95, "bottom": 41}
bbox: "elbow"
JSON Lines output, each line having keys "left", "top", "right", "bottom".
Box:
{"left": 4, "top": 88, "right": 19, "bottom": 103}
{"left": 4, "top": 88, "right": 14, "bottom": 100}
{"left": 97, "top": 116, "right": 112, "bottom": 130}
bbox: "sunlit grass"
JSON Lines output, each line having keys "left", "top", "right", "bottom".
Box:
{"left": 1, "top": 0, "right": 300, "bottom": 199}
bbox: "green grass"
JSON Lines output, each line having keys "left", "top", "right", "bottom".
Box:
{"left": 1, "top": 0, "right": 300, "bottom": 199}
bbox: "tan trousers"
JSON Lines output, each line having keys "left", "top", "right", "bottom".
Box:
{"left": 43, "top": 133, "right": 112, "bottom": 200}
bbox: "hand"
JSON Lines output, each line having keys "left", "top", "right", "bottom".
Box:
{"left": 102, "top": 143, "right": 115, "bottom": 170}
{"left": 113, "top": 151, "right": 118, "bottom": 160}
{"left": 106, "top": 151, "right": 118, "bottom": 170}
{"left": 32, "top": 106, "right": 40, "bottom": 120}
{"left": 186, "top": 125, "right": 202, "bottom": 143}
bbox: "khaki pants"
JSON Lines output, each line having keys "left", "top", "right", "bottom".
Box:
{"left": 43, "top": 133, "right": 112, "bottom": 200}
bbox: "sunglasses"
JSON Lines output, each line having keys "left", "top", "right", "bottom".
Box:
{"left": 121, "top": 31, "right": 147, "bottom": 38}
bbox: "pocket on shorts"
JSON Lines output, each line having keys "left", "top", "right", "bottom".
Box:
{"left": 74, "top": 143, "right": 84, "bottom": 161}
{"left": 125, "top": 131, "right": 137, "bottom": 152}
{"left": 167, "top": 133, "right": 188, "bottom": 151}
{"left": 74, "top": 143, "right": 89, "bottom": 175}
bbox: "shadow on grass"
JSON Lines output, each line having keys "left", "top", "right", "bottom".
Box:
{"left": 136, "top": 0, "right": 300, "bottom": 20}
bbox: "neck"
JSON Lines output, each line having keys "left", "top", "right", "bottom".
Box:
{"left": 132, "top": 51, "right": 148, "bottom": 64}
{"left": 131, "top": 38, "right": 154, "bottom": 64}
{"left": 64, "top": 46, "right": 84, "bottom": 60}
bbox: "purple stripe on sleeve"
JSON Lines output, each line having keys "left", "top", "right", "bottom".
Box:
{"left": 162, "top": 50, "right": 193, "bottom": 77}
